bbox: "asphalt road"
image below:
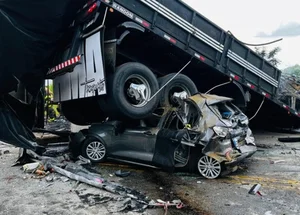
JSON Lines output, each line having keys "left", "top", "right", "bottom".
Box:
{"left": 1, "top": 131, "right": 300, "bottom": 215}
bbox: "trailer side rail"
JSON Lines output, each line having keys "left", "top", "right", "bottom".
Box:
{"left": 102, "top": 0, "right": 300, "bottom": 119}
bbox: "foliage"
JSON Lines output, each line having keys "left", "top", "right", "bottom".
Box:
{"left": 254, "top": 46, "right": 281, "bottom": 67}
{"left": 283, "top": 64, "right": 300, "bottom": 77}
{"left": 45, "top": 83, "right": 60, "bottom": 121}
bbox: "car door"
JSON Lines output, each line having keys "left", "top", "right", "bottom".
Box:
{"left": 109, "top": 127, "right": 157, "bottom": 163}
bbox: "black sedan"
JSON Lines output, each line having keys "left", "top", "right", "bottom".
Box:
{"left": 69, "top": 93, "right": 257, "bottom": 179}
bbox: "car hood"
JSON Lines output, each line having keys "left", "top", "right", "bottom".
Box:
{"left": 188, "top": 94, "right": 233, "bottom": 106}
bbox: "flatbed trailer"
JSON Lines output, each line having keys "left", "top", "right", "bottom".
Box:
{"left": 0, "top": 0, "right": 299, "bottom": 154}
{"left": 97, "top": 0, "right": 300, "bottom": 127}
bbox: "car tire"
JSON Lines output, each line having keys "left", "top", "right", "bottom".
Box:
{"left": 158, "top": 73, "right": 198, "bottom": 107}
{"left": 107, "top": 62, "right": 159, "bottom": 119}
{"left": 81, "top": 137, "right": 107, "bottom": 163}
{"left": 197, "top": 155, "right": 222, "bottom": 179}
{"left": 61, "top": 98, "right": 106, "bottom": 125}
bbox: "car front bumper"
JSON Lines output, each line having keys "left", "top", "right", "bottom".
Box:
{"left": 225, "top": 144, "right": 257, "bottom": 166}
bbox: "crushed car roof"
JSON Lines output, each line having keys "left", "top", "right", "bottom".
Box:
{"left": 188, "top": 94, "right": 233, "bottom": 106}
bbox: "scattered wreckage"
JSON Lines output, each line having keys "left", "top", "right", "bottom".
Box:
{"left": 70, "top": 93, "right": 257, "bottom": 179}
{"left": 18, "top": 148, "right": 184, "bottom": 213}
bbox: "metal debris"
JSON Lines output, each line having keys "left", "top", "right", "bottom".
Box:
{"left": 270, "top": 160, "right": 285, "bottom": 164}
{"left": 115, "top": 170, "right": 131, "bottom": 177}
{"left": 60, "top": 176, "right": 70, "bottom": 182}
{"left": 278, "top": 137, "right": 300, "bottom": 142}
{"left": 149, "top": 199, "right": 184, "bottom": 215}
{"left": 44, "top": 116, "right": 71, "bottom": 132}
{"left": 76, "top": 192, "right": 113, "bottom": 206}
{"left": 107, "top": 198, "right": 131, "bottom": 213}
{"left": 248, "top": 184, "right": 262, "bottom": 196}
{"left": 3, "top": 150, "right": 10, "bottom": 154}
{"left": 42, "top": 160, "right": 149, "bottom": 211}
{"left": 75, "top": 155, "right": 91, "bottom": 165}
{"left": 45, "top": 175, "right": 54, "bottom": 182}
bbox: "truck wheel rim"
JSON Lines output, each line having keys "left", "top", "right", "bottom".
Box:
{"left": 86, "top": 141, "right": 106, "bottom": 161}
{"left": 198, "top": 155, "right": 221, "bottom": 179}
{"left": 125, "top": 74, "right": 151, "bottom": 107}
{"left": 170, "top": 85, "right": 190, "bottom": 105}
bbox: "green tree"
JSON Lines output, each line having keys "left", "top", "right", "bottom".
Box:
{"left": 283, "top": 64, "right": 300, "bottom": 77}
{"left": 255, "top": 46, "right": 281, "bottom": 67}
{"left": 45, "top": 83, "right": 60, "bottom": 121}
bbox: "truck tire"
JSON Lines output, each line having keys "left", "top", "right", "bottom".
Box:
{"left": 61, "top": 99, "right": 106, "bottom": 125}
{"left": 158, "top": 73, "right": 198, "bottom": 107}
{"left": 107, "top": 62, "right": 159, "bottom": 119}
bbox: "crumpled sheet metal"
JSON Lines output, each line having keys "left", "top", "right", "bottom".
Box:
{"left": 245, "top": 128, "right": 256, "bottom": 146}
{"left": 205, "top": 128, "right": 256, "bottom": 163}
{"left": 206, "top": 152, "right": 229, "bottom": 163}
{"left": 188, "top": 94, "right": 233, "bottom": 106}
{"left": 186, "top": 93, "right": 230, "bottom": 133}
{"left": 26, "top": 149, "right": 150, "bottom": 211}
{"left": 49, "top": 164, "right": 150, "bottom": 211}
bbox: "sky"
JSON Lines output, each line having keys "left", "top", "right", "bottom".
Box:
{"left": 182, "top": 0, "right": 300, "bottom": 70}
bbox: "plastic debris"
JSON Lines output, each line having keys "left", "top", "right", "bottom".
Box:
{"left": 60, "top": 176, "right": 70, "bottom": 182}
{"left": 23, "top": 162, "right": 42, "bottom": 173}
{"left": 45, "top": 175, "right": 54, "bottom": 182}
{"left": 149, "top": 199, "right": 184, "bottom": 214}
{"left": 75, "top": 155, "right": 91, "bottom": 165}
{"left": 248, "top": 184, "right": 262, "bottom": 196}
{"left": 270, "top": 160, "right": 285, "bottom": 164}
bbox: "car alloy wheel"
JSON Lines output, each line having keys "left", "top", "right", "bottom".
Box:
{"left": 85, "top": 140, "right": 106, "bottom": 162}
{"left": 197, "top": 155, "right": 221, "bottom": 179}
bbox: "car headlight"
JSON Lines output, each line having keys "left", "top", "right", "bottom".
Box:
{"left": 213, "top": 126, "right": 229, "bottom": 138}
{"left": 239, "top": 114, "right": 249, "bottom": 126}
{"left": 240, "top": 118, "right": 249, "bottom": 126}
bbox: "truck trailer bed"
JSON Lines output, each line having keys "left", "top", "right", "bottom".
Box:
{"left": 103, "top": 0, "right": 300, "bottom": 122}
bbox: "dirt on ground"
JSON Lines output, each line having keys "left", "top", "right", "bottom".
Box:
{"left": 1, "top": 130, "right": 300, "bottom": 215}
